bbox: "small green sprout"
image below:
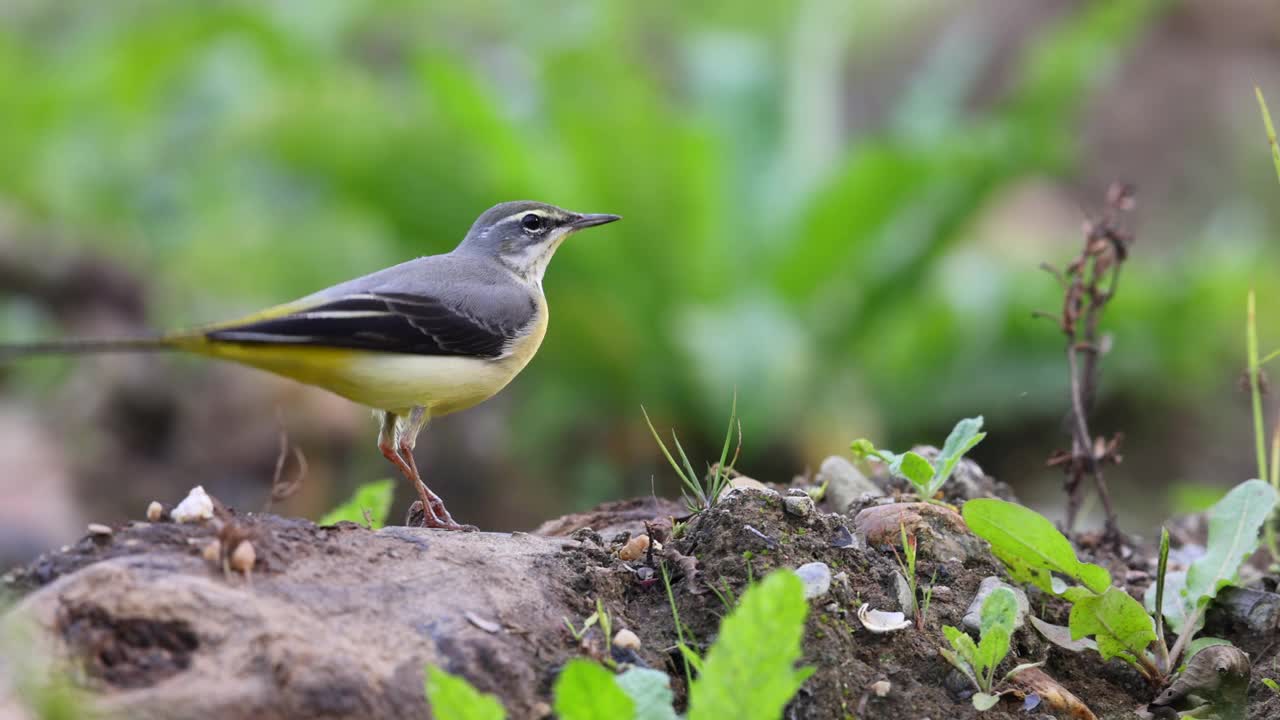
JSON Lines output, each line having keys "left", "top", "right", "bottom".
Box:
{"left": 939, "top": 587, "right": 1039, "bottom": 711}
{"left": 851, "top": 416, "right": 985, "bottom": 503}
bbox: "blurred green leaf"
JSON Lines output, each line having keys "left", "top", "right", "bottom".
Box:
{"left": 553, "top": 660, "right": 635, "bottom": 720}
{"left": 424, "top": 666, "right": 506, "bottom": 720}
{"left": 320, "top": 479, "right": 395, "bottom": 528}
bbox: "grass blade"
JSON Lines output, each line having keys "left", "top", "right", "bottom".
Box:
{"left": 1258, "top": 87, "right": 1280, "bottom": 185}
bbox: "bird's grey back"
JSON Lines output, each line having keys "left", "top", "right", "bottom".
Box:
{"left": 305, "top": 252, "right": 538, "bottom": 335}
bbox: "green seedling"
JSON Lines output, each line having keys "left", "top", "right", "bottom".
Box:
{"left": 965, "top": 480, "right": 1277, "bottom": 685}
{"left": 563, "top": 607, "right": 600, "bottom": 643}
{"left": 425, "top": 572, "right": 810, "bottom": 720}
{"left": 939, "top": 587, "right": 1040, "bottom": 711}
{"left": 642, "top": 394, "right": 740, "bottom": 512}
{"left": 851, "top": 416, "right": 985, "bottom": 504}
{"left": 890, "top": 523, "right": 927, "bottom": 629}
{"left": 1263, "top": 678, "right": 1280, "bottom": 695}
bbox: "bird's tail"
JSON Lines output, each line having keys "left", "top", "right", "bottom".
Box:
{"left": 0, "top": 336, "right": 182, "bottom": 361}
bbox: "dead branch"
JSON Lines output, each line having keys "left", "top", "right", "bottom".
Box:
{"left": 1037, "top": 182, "right": 1136, "bottom": 536}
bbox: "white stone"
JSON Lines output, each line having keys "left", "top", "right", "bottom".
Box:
{"left": 794, "top": 562, "right": 832, "bottom": 600}
{"left": 171, "top": 486, "right": 214, "bottom": 523}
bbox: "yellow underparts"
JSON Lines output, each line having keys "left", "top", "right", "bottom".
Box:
{"left": 172, "top": 296, "right": 549, "bottom": 418}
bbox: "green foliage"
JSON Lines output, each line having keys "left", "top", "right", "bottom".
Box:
{"left": 939, "top": 587, "right": 1022, "bottom": 711}
{"left": 319, "top": 479, "right": 395, "bottom": 528}
{"left": 1149, "top": 480, "right": 1278, "bottom": 637}
{"left": 642, "top": 394, "right": 738, "bottom": 512}
{"left": 851, "top": 416, "right": 985, "bottom": 503}
{"left": 421, "top": 570, "right": 811, "bottom": 719}
{"left": 973, "top": 486, "right": 1268, "bottom": 683}
{"left": 0, "top": 1, "right": 1184, "bottom": 504}
{"left": 966, "top": 498, "right": 1156, "bottom": 678}
{"left": 553, "top": 660, "right": 636, "bottom": 720}
{"left": 424, "top": 667, "right": 505, "bottom": 720}
{"left": 962, "top": 498, "right": 1110, "bottom": 597}
{"left": 1068, "top": 587, "right": 1155, "bottom": 664}
{"left": 687, "top": 571, "right": 813, "bottom": 720}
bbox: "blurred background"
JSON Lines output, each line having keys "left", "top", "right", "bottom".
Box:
{"left": 1, "top": 0, "right": 1279, "bottom": 568}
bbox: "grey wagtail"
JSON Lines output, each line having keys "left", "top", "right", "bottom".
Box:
{"left": 1, "top": 201, "right": 621, "bottom": 530}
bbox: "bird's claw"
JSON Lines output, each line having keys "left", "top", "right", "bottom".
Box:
{"left": 405, "top": 501, "right": 478, "bottom": 532}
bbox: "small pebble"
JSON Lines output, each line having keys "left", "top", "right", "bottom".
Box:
{"left": 230, "top": 540, "right": 256, "bottom": 574}
{"left": 146, "top": 501, "right": 164, "bottom": 522}
{"left": 784, "top": 495, "right": 815, "bottom": 518}
{"left": 87, "top": 523, "right": 112, "bottom": 537}
{"left": 871, "top": 680, "right": 891, "bottom": 697}
{"left": 613, "top": 628, "right": 641, "bottom": 650}
{"left": 202, "top": 540, "right": 222, "bottom": 564}
{"left": 794, "top": 562, "right": 832, "bottom": 600}
{"left": 618, "top": 535, "right": 650, "bottom": 561}
{"left": 171, "top": 486, "right": 215, "bottom": 523}
{"left": 963, "top": 577, "right": 1030, "bottom": 632}
{"left": 464, "top": 611, "right": 501, "bottom": 633}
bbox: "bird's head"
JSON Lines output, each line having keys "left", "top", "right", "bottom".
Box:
{"left": 456, "top": 201, "right": 620, "bottom": 283}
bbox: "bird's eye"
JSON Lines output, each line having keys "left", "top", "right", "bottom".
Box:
{"left": 521, "top": 214, "right": 544, "bottom": 232}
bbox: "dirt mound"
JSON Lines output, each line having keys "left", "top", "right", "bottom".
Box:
{"left": 2, "top": 480, "right": 1279, "bottom": 719}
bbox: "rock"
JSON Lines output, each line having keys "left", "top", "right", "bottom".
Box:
{"left": 963, "top": 577, "right": 1030, "bottom": 632}
{"left": 784, "top": 495, "right": 814, "bottom": 518}
{"left": 1210, "top": 586, "right": 1280, "bottom": 634}
{"left": 871, "top": 680, "right": 891, "bottom": 697}
{"left": 717, "top": 476, "right": 777, "bottom": 501}
{"left": 794, "top": 562, "right": 832, "bottom": 600}
{"left": 146, "top": 501, "right": 164, "bottom": 523}
{"left": 87, "top": 523, "right": 113, "bottom": 538}
{"left": 612, "top": 629, "right": 641, "bottom": 650}
{"left": 852, "top": 502, "right": 984, "bottom": 562}
{"left": 170, "top": 486, "right": 214, "bottom": 524}
{"left": 816, "top": 456, "right": 882, "bottom": 512}
{"left": 617, "top": 534, "right": 650, "bottom": 561}
{"left": 1, "top": 517, "right": 613, "bottom": 719}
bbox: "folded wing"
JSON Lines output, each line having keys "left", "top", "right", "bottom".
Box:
{"left": 204, "top": 292, "right": 521, "bottom": 359}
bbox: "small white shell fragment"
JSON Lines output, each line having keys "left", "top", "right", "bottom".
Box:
{"left": 857, "top": 603, "right": 912, "bottom": 634}
{"left": 613, "top": 628, "right": 641, "bottom": 650}
{"left": 87, "top": 523, "right": 112, "bottom": 537}
{"left": 871, "top": 680, "right": 891, "bottom": 697}
{"left": 171, "top": 486, "right": 214, "bottom": 523}
{"left": 146, "top": 501, "right": 164, "bottom": 522}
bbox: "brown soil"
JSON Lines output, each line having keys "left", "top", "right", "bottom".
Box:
{"left": 2, "top": 481, "right": 1278, "bottom": 719}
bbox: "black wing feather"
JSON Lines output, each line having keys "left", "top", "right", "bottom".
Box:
{"left": 205, "top": 293, "right": 514, "bottom": 358}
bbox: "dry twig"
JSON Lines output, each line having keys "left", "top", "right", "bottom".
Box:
{"left": 1036, "top": 182, "right": 1136, "bottom": 535}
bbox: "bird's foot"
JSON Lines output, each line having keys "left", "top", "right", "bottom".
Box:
{"left": 405, "top": 501, "right": 479, "bottom": 532}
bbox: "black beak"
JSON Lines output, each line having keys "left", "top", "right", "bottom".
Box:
{"left": 570, "top": 213, "right": 622, "bottom": 229}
